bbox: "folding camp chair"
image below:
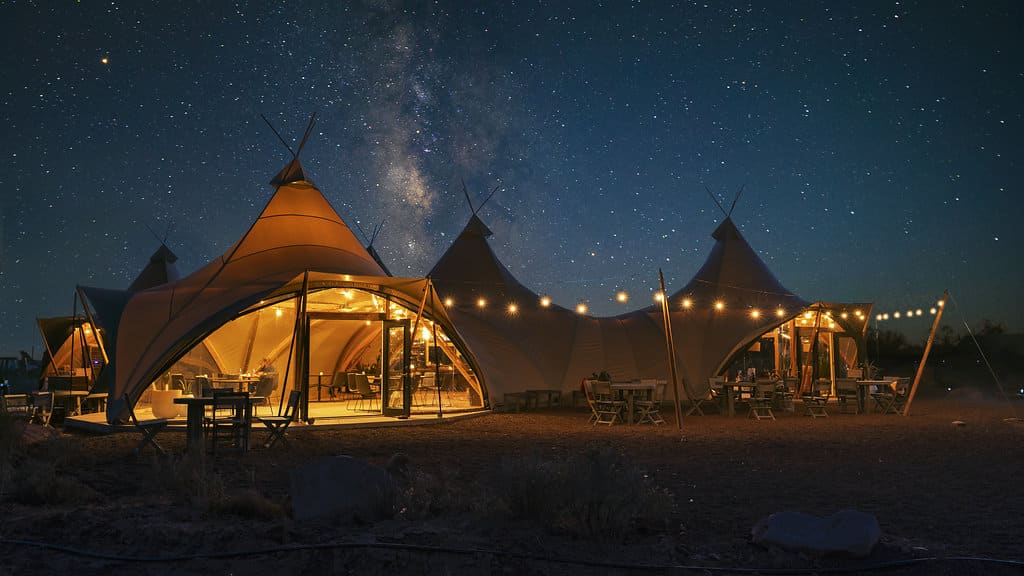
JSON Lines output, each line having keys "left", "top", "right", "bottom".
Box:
{"left": 634, "top": 380, "right": 666, "bottom": 425}
{"left": 835, "top": 378, "right": 860, "bottom": 414}
{"left": 30, "top": 392, "right": 54, "bottom": 427}
{"left": 124, "top": 393, "right": 168, "bottom": 455}
{"left": 1, "top": 393, "right": 32, "bottom": 418}
{"left": 801, "top": 380, "right": 831, "bottom": 418}
{"left": 583, "top": 379, "right": 625, "bottom": 425}
{"left": 257, "top": 390, "right": 300, "bottom": 449}
{"left": 749, "top": 383, "right": 776, "bottom": 420}
{"left": 688, "top": 377, "right": 724, "bottom": 416}
{"left": 208, "top": 390, "right": 251, "bottom": 454}
{"left": 872, "top": 378, "right": 909, "bottom": 414}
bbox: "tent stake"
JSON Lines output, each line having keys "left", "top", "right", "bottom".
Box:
{"left": 903, "top": 289, "right": 947, "bottom": 416}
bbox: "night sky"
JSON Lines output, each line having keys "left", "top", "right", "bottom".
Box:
{"left": 2, "top": 1, "right": 1021, "bottom": 355}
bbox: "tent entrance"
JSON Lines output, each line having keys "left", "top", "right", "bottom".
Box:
{"left": 382, "top": 319, "right": 411, "bottom": 418}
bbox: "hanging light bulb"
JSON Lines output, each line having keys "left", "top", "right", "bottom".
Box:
{"left": 477, "top": 298, "right": 487, "bottom": 308}
{"left": 444, "top": 297, "right": 454, "bottom": 307}
{"left": 750, "top": 309, "right": 760, "bottom": 319}
{"left": 539, "top": 296, "right": 551, "bottom": 307}
{"left": 714, "top": 300, "right": 725, "bottom": 311}
{"left": 682, "top": 298, "right": 693, "bottom": 309}
{"left": 576, "top": 303, "right": 588, "bottom": 315}
{"left": 507, "top": 303, "right": 518, "bottom": 314}
{"left": 616, "top": 291, "right": 629, "bottom": 303}
{"left": 776, "top": 308, "right": 785, "bottom": 317}
{"left": 653, "top": 291, "right": 665, "bottom": 303}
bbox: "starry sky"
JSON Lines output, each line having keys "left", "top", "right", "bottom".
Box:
{"left": 2, "top": 0, "right": 1021, "bottom": 355}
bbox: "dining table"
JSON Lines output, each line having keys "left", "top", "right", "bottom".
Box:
{"left": 610, "top": 381, "right": 656, "bottom": 425}
{"left": 173, "top": 395, "right": 263, "bottom": 453}
{"left": 720, "top": 382, "right": 756, "bottom": 417}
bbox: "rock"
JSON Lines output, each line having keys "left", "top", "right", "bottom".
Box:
{"left": 751, "top": 510, "right": 881, "bottom": 557}
{"left": 289, "top": 455, "right": 405, "bottom": 521}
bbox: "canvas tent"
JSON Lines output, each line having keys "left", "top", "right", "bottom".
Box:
{"left": 664, "top": 217, "right": 810, "bottom": 396}
{"left": 37, "top": 243, "right": 182, "bottom": 392}
{"left": 82, "top": 157, "right": 484, "bottom": 424}
{"left": 429, "top": 212, "right": 671, "bottom": 402}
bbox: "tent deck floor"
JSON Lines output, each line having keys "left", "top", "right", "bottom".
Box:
{"left": 63, "top": 401, "right": 490, "bottom": 435}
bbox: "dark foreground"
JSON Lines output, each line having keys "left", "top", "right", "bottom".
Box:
{"left": 1, "top": 391, "right": 1022, "bottom": 575}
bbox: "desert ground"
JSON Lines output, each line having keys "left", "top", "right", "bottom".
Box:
{"left": 1, "top": 389, "right": 1022, "bottom": 575}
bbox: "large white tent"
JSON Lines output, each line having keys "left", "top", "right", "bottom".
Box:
{"left": 82, "top": 158, "right": 484, "bottom": 424}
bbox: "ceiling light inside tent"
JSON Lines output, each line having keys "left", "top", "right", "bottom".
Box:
{"left": 804, "top": 311, "right": 813, "bottom": 319}
{"left": 274, "top": 308, "right": 283, "bottom": 318}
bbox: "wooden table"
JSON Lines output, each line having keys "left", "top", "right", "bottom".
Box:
{"left": 173, "top": 395, "right": 262, "bottom": 453}
{"left": 720, "top": 382, "right": 755, "bottom": 417}
{"left": 210, "top": 376, "right": 259, "bottom": 392}
{"left": 856, "top": 380, "right": 893, "bottom": 413}
{"left": 610, "top": 382, "right": 655, "bottom": 425}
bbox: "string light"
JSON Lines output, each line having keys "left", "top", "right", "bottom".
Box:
{"left": 507, "top": 303, "right": 518, "bottom": 314}
{"left": 539, "top": 296, "right": 551, "bottom": 307}
{"left": 444, "top": 297, "right": 454, "bottom": 307}
{"left": 714, "top": 300, "right": 725, "bottom": 311}
{"left": 682, "top": 298, "right": 693, "bottom": 309}
{"left": 776, "top": 308, "right": 785, "bottom": 317}
{"left": 477, "top": 298, "right": 487, "bottom": 308}
{"left": 576, "top": 303, "right": 588, "bottom": 315}
{"left": 750, "top": 309, "right": 760, "bottom": 319}
{"left": 653, "top": 291, "right": 665, "bottom": 303}
{"left": 616, "top": 291, "right": 628, "bottom": 303}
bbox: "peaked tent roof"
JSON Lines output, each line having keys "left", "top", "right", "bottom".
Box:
{"left": 127, "top": 244, "right": 181, "bottom": 292}
{"left": 83, "top": 163, "right": 388, "bottom": 422}
{"left": 666, "top": 217, "right": 810, "bottom": 395}
{"left": 429, "top": 212, "right": 670, "bottom": 400}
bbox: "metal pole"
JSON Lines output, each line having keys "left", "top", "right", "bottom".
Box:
{"left": 903, "top": 290, "right": 947, "bottom": 416}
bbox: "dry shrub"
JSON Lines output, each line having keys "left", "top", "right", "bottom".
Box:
{"left": 152, "top": 452, "right": 285, "bottom": 519}
{"left": 152, "top": 451, "right": 226, "bottom": 510}
{"left": 495, "top": 445, "right": 674, "bottom": 539}
{"left": 5, "top": 434, "right": 101, "bottom": 505}
{"left": 211, "top": 488, "right": 286, "bottom": 519}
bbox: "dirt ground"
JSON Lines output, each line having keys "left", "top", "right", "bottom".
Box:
{"left": 2, "top": 389, "right": 1022, "bottom": 575}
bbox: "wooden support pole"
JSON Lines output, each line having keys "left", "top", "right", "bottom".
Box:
{"left": 658, "top": 269, "right": 683, "bottom": 431}
{"left": 903, "top": 289, "right": 948, "bottom": 416}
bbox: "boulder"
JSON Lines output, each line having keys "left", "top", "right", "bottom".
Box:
{"left": 751, "top": 510, "right": 881, "bottom": 557}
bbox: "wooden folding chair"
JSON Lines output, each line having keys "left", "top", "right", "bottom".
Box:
{"left": 634, "top": 380, "right": 666, "bottom": 425}
{"left": 257, "top": 390, "right": 301, "bottom": 449}
{"left": 801, "top": 380, "right": 831, "bottom": 418}
{"left": 30, "top": 392, "right": 55, "bottom": 427}
{"left": 124, "top": 393, "right": 168, "bottom": 455}
{"left": 583, "top": 380, "right": 624, "bottom": 425}
{"left": 208, "top": 390, "right": 251, "bottom": 454}
{"left": 749, "top": 383, "right": 776, "bottom": 420}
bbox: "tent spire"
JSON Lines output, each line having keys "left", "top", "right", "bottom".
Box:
{"left": 727, "top": 184, "right": 745, "bottom": 217}
{"left": 704, "top": 185, "right": 728, "bottom": 217}
{"left": 461, "top": 178, "right": 476, "bottom": 214}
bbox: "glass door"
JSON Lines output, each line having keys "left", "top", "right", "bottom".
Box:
{"left": 381, "top": 319, "right": 411, "bottom": 418}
